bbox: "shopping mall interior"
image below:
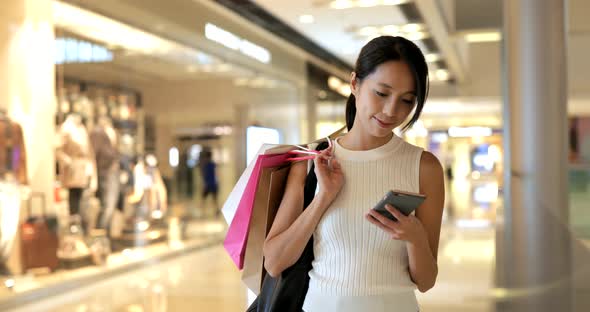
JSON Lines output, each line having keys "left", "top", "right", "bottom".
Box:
{"left": 0, "top": 0, "right": 589, "bottom": 311}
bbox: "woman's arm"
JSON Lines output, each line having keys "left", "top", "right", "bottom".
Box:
{"left": 263, "top": 148, "right": 344, "bottom": 277}
{"left": 407, "top": 151, "right": 444, "bottom": 292}
{"left": 366, "top": 151, "right": 444, "bottom": 292}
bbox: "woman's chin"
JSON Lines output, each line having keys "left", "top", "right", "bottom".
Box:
{"left": 370, "top": 125, "right": 394, "bottom": 137}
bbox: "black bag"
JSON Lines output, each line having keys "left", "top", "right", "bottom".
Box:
{"left": 247, "top": 141, "right": 328, "bottom": 312}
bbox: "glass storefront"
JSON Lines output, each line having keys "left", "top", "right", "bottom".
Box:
{"left": 0, "top": 0, "right": 313, "bottom": 306}
{"left": 404, "top": 125, "right": 504, "bottom": 227}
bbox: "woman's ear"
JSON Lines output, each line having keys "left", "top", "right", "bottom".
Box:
{"left": 350, "top": 72, "right": 359, "bottom": 97}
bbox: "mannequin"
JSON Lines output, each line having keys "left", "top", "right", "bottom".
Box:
{"left": 90, "top": 117, "right": 120, "bottom": 230}
{"left": 128, "top": 154, "right": 167, "bottom": 219}
{"left": 56, "top": 113, "right": 97, "bottom": 218}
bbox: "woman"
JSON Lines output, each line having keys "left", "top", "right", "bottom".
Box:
{"left": 262, "top": 36, "right": 444, "bottom": 311}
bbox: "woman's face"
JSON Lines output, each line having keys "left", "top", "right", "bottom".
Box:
{"left": 351, "top": 60, "right": 417, "bottom": 138}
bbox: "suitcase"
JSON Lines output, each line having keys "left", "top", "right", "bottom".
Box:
{"left": 20, "top": 192, "right": 59, "bottom": 272}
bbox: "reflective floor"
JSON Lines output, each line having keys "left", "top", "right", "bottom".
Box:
{"left": 10, "top": 173, "right": 590, "bottom": 311}
{"left": 6, "top": 222, "right": 496, "bottom": 312}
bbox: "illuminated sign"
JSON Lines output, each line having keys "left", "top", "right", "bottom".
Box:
{"left": 205, "top": 23, "right": 271, "bottom": 64}
{"left": 55, "top": 37, "right": 113, "bottom": 64}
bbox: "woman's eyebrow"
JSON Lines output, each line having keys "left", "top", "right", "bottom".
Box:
{"left": 377, "top": 82, "right": 416, "bottom": 96}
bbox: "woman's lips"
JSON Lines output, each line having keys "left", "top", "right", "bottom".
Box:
{"left": 373, "top": 117, "right": 394, "bottom": 128}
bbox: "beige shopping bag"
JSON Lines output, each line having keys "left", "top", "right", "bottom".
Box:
{"left": 241, "top": 164, "right": 291, "bottom": 294}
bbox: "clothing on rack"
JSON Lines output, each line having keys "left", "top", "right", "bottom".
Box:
{"left": 90, "top": 122, "right": 120, "bottom": 229}
{"left": 56, "top": 114, "right": 96, "bottom": 189}
{"left": 0, "top": 116, "right": 28, "bottom": 184}
{"left": 0, "top": 182, "right": 21, "bottom": 265}
{"left": 132, "top": 159, "right": 167, "bottom": 217}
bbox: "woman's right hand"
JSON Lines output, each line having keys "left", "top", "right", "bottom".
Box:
{"left": 313, "top": 145, "right": 344, "bottom": 205}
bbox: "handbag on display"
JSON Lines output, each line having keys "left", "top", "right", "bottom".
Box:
{"left": 246, "top": 141, "right": 329, "bottom": 312}
{"left": 87, "top": 229, "right": 111, "bottom": 266}
{"left": 57, "top": 215, "right": 93, "bottom": 269}
{"left": 20, "top": 192, "right": 59, "bottom": 272}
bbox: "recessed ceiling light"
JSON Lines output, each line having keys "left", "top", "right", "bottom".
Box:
{"left": 358, "top": 0, "right": 379, "bottom": 7}
{"left": 330, "top": 0, "right": 409, "bottom": 9}
{"left": 338, "top": 85, "right": 352, "bottom": 97}
{"left": 406, "top": 31, "right": 427, "bottom": 41}
{"left": 328, "top": 76, "right": 342, "bottom": 89}
{"left": 401, "top": 23, "right": 424, "bottom": 33}
{"left": 425, "top": 53, "right": 441, "bottom": 63}
{"left": 381, "top": 0, "right": 409, "bottom": 5}
{"left": 381, "top": 25, "right": 400, "bottom": 35}
{"left": 299, "top": 15, "right": 314, "bottom": 24}
{"left": 331, "top": 0, "right": 354, "bottom": 9}
{"left": 359, "top": 26, "right": 379, "bottom": 36}
{"left": 464, "top": 31, "right": 502, "bottom": 43}
{"left": 435, "top": 69, "right": 450, "bottom": 81}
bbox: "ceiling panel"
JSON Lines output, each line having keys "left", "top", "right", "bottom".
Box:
{"left": 254, "top": 0, "right": 410, "bottom": 65}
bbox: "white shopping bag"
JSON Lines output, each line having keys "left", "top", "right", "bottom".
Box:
{"left": 221, "top": 144, "right": 294, "bottom": 225}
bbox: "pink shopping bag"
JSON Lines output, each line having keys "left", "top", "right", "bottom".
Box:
{"left": 223, "top": 152, "right": 291, "bottom": 269}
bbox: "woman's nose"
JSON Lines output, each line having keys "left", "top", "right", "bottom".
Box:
{"left": 382, "top": 98, "right": 398, "bottom": 116}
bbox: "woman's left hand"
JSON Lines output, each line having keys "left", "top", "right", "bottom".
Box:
{"left": 366, "top": 205, "right": 428, "bottom": 245}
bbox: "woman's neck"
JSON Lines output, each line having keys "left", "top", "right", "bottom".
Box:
{"left": 339, "top": 125, "right": 393, "bottom": 151}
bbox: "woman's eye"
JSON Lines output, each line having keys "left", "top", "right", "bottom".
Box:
{"left": 375, "top": 91, "right": 387, "bottom": 97}
{"left": 403, "top": 99, "right": 415, "bottom": 105}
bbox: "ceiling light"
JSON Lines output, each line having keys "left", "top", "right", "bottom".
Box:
{"left": 435, "top": 69, "right": 450, "bottom": 81}
{"left": 205, "top": 23, "right": 271, "bottom": 64}
{"left": 299, "top": 15, "right": 315, "bottom": 24}
{"left": 381, "top": 25, "right": 400, "bottom": 35}
{"left": 425, "top": 53, "right": 441, "bottom": 63}
{"left": 464, "top": 31, "right": 502, "bottom": 43}
{"left": 358, "top": 0, "right": 379, "bottom": 7}
{"left": 338, "top": 85, "right": 352, "bottom": 97}
{"left": 331, "top": 0, "right": 354, "bottom": 9}
{"left": 54, "top": 1, "right": 222, "bottom": 70}
{"left": 401, "top": 23, "right": 424, "bottom": 33}
{"left": 328, "top": 76, "right": 342, "bottom": 90}
{"left": 330, "top": 0, "right": 409, "bottom": 9}
{"left": 359, "top": 26, "right": 379, "bottom": 36}
{"left": 406, "top": 31, "right": 427, "bottom": 41}
{"left": 53, "top": 1, "right": 168, "bottom": 53}
{"left": 381, "top": 0, "right": 409, "bottom": 4}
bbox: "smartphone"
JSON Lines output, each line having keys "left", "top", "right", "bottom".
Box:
{"left": 372, "top": 190, "right": 426, "bottom": 221}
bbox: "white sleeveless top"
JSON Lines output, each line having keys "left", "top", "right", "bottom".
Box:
{"left": 303, "top": 134, "right": 423, "bottom": 312}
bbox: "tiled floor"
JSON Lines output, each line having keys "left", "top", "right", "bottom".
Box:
{"left": 5, "top": 222, "right": 497, "bottom": 312}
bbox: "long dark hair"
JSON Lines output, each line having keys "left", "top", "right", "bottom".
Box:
{"left": 346, "top": 36, "right": 429, "bottom": 131}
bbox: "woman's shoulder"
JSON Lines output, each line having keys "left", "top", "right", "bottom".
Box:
{"left": 396, "top": 137, "right": 424, "bottom": 155}
{"left": 419, "top": 151, "right": 443, "bottom": 177}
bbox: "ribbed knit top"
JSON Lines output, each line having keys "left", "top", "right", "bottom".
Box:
{"left": 307, "top": 134, "right": 424, "bottom": 296}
